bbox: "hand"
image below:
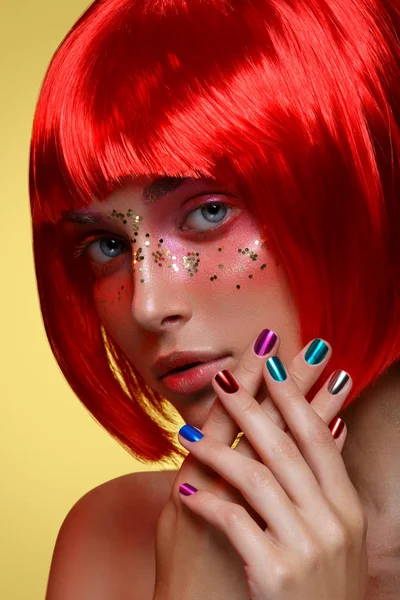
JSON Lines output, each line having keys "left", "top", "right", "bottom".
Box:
{"left": 154, "top": 332, "right": 346, "bottom": 599}
{"left": 177, "top": 355, "right": 369, "bottom": 600}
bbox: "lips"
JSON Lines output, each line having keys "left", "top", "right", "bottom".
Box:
{"left": 159, "top": 355, "right": 232, "bottom": 395}
{"left": 155, "top": 351, "right": 228, "bottom": 380}
{"left": 166, "top": 362, "right": 202, "bottom": 375}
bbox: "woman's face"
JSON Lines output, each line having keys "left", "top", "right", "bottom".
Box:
{"left": 64, "top": 175, "right": 300, "bottom": 426}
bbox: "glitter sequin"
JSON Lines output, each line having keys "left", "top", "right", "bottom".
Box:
{"left": 151, "top": 245, "right": 180, "bottom": 271}
{"left": 110, "top": 208, "right": 143, "bottom": 232}
{"left": 183, "top": 252, "right": 200, "bottom": 277}
{"left": 133, "top": 247, "right": 144, "bottom": 265}
{"left": 238, "top": 247, "right": 258, "bottom": 261}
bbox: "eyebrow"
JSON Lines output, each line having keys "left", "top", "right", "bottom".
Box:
{"left": 62, "top": 176, "right": 189, "bottom": 224}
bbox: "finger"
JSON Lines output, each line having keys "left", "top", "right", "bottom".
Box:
{"left": 178, "top": 424, "right": 313, "bottom": 548}
{"left": 210, "top": 371, "right": 333, "bottom": 514}
{"left": 203, "top": 328, "right": 280, "bottom": 443}
{"left": 261, "top": 366, "right": 351, "bottom": 454}
{"left": 205, "top": 335, "right": 332, "bottom": 450}
{"left": 327, "top": 416, "right": 347, "bottom": 452}
{"left": 235, "top": 338, "right": 333, "bottom": 458}
{"left": 175, "top": 329, "right": 279, "bottom": 497}
{"left": 259, "top": 338, "right": 333, "bottom": 429}
{"left": 263, "top": 356, "right": 355, "bottom": 512}
{"left": 308, "top": 369, "right": 352, "bottom": 452}
{"left": 293, "top": 369, "right": 351, "bottom": 460}
{"left": 178, "top": 485, "right": 279, "bottom": 570}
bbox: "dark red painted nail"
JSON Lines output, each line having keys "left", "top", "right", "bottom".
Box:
{"left": 215, "top": 370, "right": 240, "bottom": 394}
{"left": 329, "top": 417, "right": 345, "bottom": 439}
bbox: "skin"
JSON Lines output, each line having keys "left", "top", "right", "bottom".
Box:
{"left": 65, "top": 174, "right": 300, "bottom": 424}
{"left": 63, "top": 175, "right": 400, "bottom": 593}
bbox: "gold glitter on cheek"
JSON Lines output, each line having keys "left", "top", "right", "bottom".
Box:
{"left": 132, "top": 247, "right": 144, "bottom": 271}
{"left": 101, "top": 299, "right": 108, "bottom": 313}
{"left": 149, "top": 240, "right": 180, "bottom": 272}
{"left": 97, "top": 282, "right": 126, "bottom": 314}
{"left": 136, "top": 247, "right": 144, "bottom": 263}
{"left": 182, "top": 251, "right": 200, "bottom": 277}
{"left": 152, "top": 246, "right": 173, "bottom": 268}
{"left": 237, "top": 247, "right": 259, "bottom": 261}
{"left": 228, "top": 238, "right": 268, "bottom": 288}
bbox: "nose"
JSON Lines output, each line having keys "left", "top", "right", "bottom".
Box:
{"left": 130, "top": 243, "right": 193, "bottom": 332}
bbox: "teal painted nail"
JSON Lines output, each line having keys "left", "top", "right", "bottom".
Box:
{"left": 266, "top": 356, "right": 287, "bottom": 381}
{"left": 179, "top": 423, "right": 204, "bottom": 442}
{"left": 305, "top": 339, "right": 329, "bottom": 365}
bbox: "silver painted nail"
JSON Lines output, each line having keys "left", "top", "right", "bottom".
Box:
{"left": 328, "top": 370, "right": 350, "bottom": 395}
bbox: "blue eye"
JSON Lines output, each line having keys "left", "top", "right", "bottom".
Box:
{"left": 182, "top": 202, "right": 230, "bottom": 232}
{"left": 73, "top": 235, "right": 129, "bottom": 264}
{"left": 89, "top": 238, "right": 128, "bottom": 262}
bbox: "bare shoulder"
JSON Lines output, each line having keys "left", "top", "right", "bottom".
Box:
{"left": 45, "top": 469, "right": 178, "bottom": 600}
{"left": 78, "top": 469, "right": 178, "bottom": 526}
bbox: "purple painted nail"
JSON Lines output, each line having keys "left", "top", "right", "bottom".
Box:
{"left": 179, "top": 483, "right": 198, "bottom": 496}
{"left": 254, "top": 329, "right": 277, "bottom": 356}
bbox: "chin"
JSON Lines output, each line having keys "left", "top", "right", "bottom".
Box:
{"left": 171, "top": 385, "right": 219, "bottom": 426}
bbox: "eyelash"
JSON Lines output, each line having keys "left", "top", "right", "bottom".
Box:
{"left": 71, "top": 233, "right": 117, "bottom": 260}
{"left": 71, "top": 199, "right": 235, "bottom": 263}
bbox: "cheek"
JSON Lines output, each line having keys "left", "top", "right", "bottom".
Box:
{"left": 92, "top": 269, "right": 132, "bottom": 330}
{"left": 180, "top": 227, "right": 277, "bottom": 293}
{"left": 200, "top": 239, "right": 289, "bottom": 322}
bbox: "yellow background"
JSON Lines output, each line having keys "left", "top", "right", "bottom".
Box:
{"left": 0, "top": 2, "right": 181, "bottom": 598}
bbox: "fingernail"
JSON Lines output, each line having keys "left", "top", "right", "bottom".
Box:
{"left": 328, "top": 370, "right": 350, "bottom": 394}
{"left": 254, "top": 329, "right": 277, "bottom": 356}
{"left": 305, "top": 338, "right": 329, "bottom": 365}
{"left": 215, "top": 369, "right": 240, "bottom": 394}
{"left": 266, "top": 356, "right": 287, "bottom": 381}
{"left": 329, "top": 417, "right": 345, "bottom": 439}
{"left": 179, "top": 424, "right": 204, "bottom": 442}
{"left": 179, "top": 483, "right": 198, "bottom": 496}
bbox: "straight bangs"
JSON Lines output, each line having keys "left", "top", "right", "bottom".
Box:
{"left": 30, "top": 0, "right": 400, "bottom": 462}
{"left": 31, "top": 0, "right": 398, "bottom": 225}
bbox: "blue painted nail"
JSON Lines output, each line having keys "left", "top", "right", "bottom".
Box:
{"left": 266, "top": 356, "right": 287, "bottom": 381}
{"left": 179, "top": 423, "right": 204, "bottom": 442}
{"left": 305, "top": 339, "right": 329, "bottom": 365}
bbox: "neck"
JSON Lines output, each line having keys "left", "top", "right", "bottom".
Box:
{"left": 339, "top": 362, "right": 400, "bottom": 561}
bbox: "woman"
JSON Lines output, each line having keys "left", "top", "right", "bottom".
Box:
{"left": 30, "top": 0, "right": 400, "bottom": 598}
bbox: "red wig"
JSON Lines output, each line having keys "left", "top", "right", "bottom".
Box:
{"left": 29, "top": 0, "right": 400, "bottom": 465}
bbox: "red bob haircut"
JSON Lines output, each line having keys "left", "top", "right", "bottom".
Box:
{"left": 29, "top": 0, "right": 400, "bottom": 465}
